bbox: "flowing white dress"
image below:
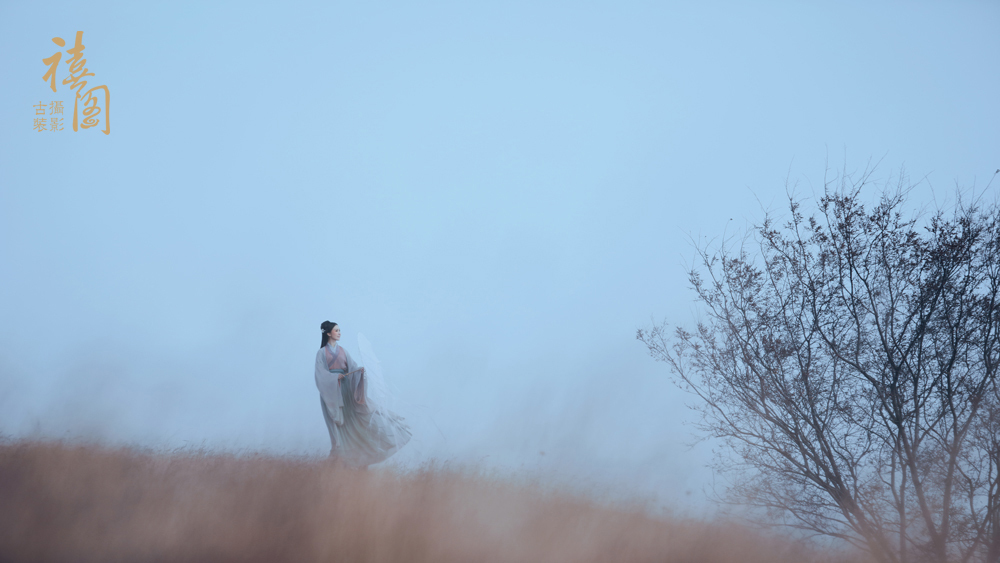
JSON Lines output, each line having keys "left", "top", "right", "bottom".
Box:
{"left": 314, "top": 342, "right": 412, "bottom": 466}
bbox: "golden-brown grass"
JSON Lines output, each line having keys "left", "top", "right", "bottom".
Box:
{"left": 0, "top": 438, "right": 869, "bottom": 563}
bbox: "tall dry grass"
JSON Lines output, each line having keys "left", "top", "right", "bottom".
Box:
{"left": 0, "top": 438, "right": 869, "bottom": 563}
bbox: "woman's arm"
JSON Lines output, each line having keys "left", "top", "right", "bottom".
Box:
{"left": 343, "top": 349, "right": 365, "bottom": 378}
{"left": 315, "top": 349, "right": 342, "bottom": 402}
{"left": 342, "top": 349, "right": 367, "bottom": 405}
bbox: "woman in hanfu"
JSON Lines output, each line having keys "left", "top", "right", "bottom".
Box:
{"left": 315, "top": 320, "right": 412, "bottom": 467}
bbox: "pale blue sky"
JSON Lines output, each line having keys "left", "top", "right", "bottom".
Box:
{"left": 1, "top": 0, "right": 997, "bottom": 512}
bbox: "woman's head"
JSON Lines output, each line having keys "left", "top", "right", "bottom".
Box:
{"left": 320, "top": 321, "right": 340, "bottom": 348}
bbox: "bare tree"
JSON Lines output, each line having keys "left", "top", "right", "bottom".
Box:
{"left": 638, "top": 165, "right": 1000, "bottom": 563}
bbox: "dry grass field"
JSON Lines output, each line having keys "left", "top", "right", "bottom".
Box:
{"left": 0, "top": 438, "right": 870, "bottom": 563}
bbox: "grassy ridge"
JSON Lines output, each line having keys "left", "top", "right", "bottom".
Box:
{"left": 0, "top": 439, "right": 867, "bottom": 563}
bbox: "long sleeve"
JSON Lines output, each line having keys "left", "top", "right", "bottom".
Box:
{"left": 315, "top": 348, "right": 345, "bottom": 425}
{"left": 342, "top": 348, "right": 367, "bottom": 405}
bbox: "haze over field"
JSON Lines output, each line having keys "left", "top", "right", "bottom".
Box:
{"left": 0, "top": 0, "right": 997, "bottom": 532}
{"left": 0, "top": 439, "right": 871, "bottom": 563}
